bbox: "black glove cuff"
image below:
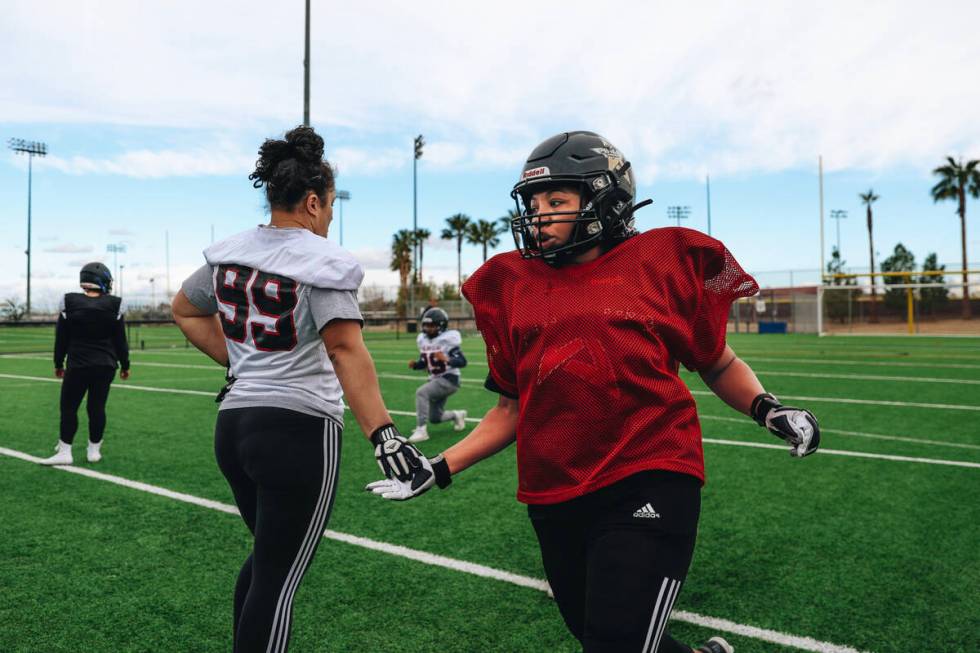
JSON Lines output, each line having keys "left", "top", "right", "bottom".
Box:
{"left": 750, "top": 393, "right": 780, "bottom": 427}
{"left": 370, "top": 423, "right": 400, "bottom": 447}
{"left": 430, "top": 454, "right": 452, "bottom": 489}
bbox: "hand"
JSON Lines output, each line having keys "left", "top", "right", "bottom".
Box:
{"left": 432, "top": 351, "right": 448, "bottom": 363}
{"left": 54, "top": 368, "right": 64, "bottom": 379}
{"left": 408, "top": 360, "right": 418, "bottom": 369}
{"left": 365, "top": 454, "right": 452, "bottom": 501}
{"left": 751, "top": 393, "right": 820, "bottom": 457}
{"left": 370, "top": 424, "right": 430, "bottom": 482}
{"left": 120, "top": 369, "right": 130, "bottom": 380}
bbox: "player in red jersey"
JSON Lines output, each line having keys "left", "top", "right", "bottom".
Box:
{"left": 367, "top": 131, "right": 820, "bottom": 653}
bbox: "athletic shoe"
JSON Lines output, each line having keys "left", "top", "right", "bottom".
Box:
{"left": 408, "top": 426, "right": 429, "bottom": 443}
{"left": 697, "top": 636, "right": 734, "bottom": 653}
{"left": 40, "top": 441, "right": 73, "bottom": 466}
{"left": 87, "top": 442, "right": 102, "bottom": 463}
{"left": 452, "top": 409, "right": 468, "bottom": 432}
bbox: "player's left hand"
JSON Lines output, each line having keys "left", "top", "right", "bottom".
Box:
{"left": 751, "top": 393, "right": 820, "bottom": 457}
{"left": 432, "top": 351, "right": 448, "bottom": 363}
{"left": 120, "top": 369, "right": 130, "bottom": 380}
{"left": 54, "top": 368, "right": 64, "bottom": 379}
{"left": 370, "top": 424, "right": 431, "bottom": 482}
{"left": 365, "top": 453, "right": 452, "bottom": 501}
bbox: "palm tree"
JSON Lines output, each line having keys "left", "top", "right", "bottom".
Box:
{"left": 859, "top": 189, "right": 880, "bottom": 323}
{"left": 390, "top": 230, "right": 414, "bottom": 310}
{"left": 466, "top": 219, "right": 505, "bottom": 263}
{"left": 931, "top": 157, "right": 980, "bottom": 318}
{"left": 412, "top": 228, "right": 431, "bottom": 284}
{"left": 441, "top": 213, "right": 472, "bottom": 290}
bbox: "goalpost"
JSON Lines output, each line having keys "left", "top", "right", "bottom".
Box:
{"left": 818, "top": 269, "right": 980, "bottom": 336}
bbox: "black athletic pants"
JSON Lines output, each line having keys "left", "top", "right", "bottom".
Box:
{"left": 529, "top": 470, "right": 701, "bottom": 653}
{"left": 215, "top": 407, "right": 342, "bottom": 653}
{"left": 59, "top": 366, "right": 116, "bottom": 444}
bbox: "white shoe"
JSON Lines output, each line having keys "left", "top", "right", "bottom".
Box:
{"left": 40, "top": 441, "right": 73, "bottom": 466}
{"left": 87, "top": 442, "right": 102, "bottom": 463}
{"left": 452, "top": 410, "right": 468, "bottom": 432}
{"left": 408, "top": 426, "right": 429, "bottom": 443}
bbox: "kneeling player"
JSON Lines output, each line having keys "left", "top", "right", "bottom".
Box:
{"left": 407, "top": 307, "right": 468, "bottom": 443}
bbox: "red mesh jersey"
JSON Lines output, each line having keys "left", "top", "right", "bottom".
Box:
{"left": 462, "top": 227, "right": 759, "bottom": 505}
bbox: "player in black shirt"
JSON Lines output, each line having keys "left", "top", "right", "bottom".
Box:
{"left": 42, "top": 262, "right": 131, "bottom": 465}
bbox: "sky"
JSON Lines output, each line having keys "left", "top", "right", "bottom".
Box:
{"left": 2, "top": 0, "right": 979, "bottom": 311}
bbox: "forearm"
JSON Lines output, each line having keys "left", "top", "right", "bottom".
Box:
{"left": 441, "top": 401, "right": 518, "bottom": 475}
{"left": 114, "top": 318, "right": 131, "bottom": 370}
{"left": 330, "top": 341, "right": 392, "bottom": 439}
{"left": 173, "top": 313, "right": 229, "bottom": 366}
{"left": 699, "top": 347, "right": 765, "bottom": 415}
{"left": 54, "top": 317, "right": 68, "bottom": 368}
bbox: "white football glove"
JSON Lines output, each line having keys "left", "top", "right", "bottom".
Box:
{"left": 751, "top": 393, "right": 820, "bottom": 457}
{"left": 365, "top": 454, "right": 452, "bottom": 502}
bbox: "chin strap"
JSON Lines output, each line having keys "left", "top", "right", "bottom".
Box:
{"left": 631, "top": 198, "right": 653, "bottom": 215}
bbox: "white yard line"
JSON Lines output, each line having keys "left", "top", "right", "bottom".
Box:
{"left": 0, "top": 445, "right": 870, "bottom": 653}
{"left": 699, "top": 414, "right": 980, "bottom": 451}
{"left": 2, "top": 373, "right": 977, "bottom": 469}
{"left": 688, "top": 388, "right": 980, "bottom": 412}
{"left": 739, "top": 356, "right": 980, "bottom": 371}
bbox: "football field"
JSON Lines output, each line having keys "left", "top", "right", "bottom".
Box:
{"left": 1, "top": 328, "right": 978, "bottom": 652}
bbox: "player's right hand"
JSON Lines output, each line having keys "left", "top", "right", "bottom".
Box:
{"left": 408, "top": 359, "right": 417, "bottom": 369}
{"left": 54, "top": 368, "right": 64, "bottom": 379}
{"left": 365, "top": 453, "right": 452, "bottom": 501}
{"left": 120, "top": 369, "right": 130, "bottom": 380}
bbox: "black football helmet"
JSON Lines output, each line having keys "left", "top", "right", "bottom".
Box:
{"left": 79, "top": 262, "right": 112, "bottom": 293}
{"left": 420, "top": 307, "right": 448, "bottom": 337}
{"left": 510, "top": 131, "right": 651, "bottom": 265}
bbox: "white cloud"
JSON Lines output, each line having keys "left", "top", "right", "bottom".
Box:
{"left": 1, "top": 0, "right": 978, "bottom": 181}
{"left": 108, "top": 228, "right": 135, "bottom": 236}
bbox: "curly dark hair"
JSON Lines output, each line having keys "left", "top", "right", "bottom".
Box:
{"left": 249, "top": 125, "right": 335, "bottom": 210}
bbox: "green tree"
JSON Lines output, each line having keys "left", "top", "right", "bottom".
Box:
{"left": 412, "top": 228, "right": 431, "bottom": 285}
{"left": 930, "top": 157, "right": 980, "bottom": 318}
{"left": 498, "top": 208, "right": 520, "bottom": 248}
{"left": 441, "top": 213, "right": 472, "bottom": 290}
{"left": 880, "top": 243, "right": 916, "bottom": 313}
{"left": 919, "top": 252, "right": 948, "bottom": 316}
{"left": 390, "top": 230, "right": 414, "bottom": 315}
{"left": 859, "top": 189, "right": 881, "bottom": 323}
{"left": 466, "top": 219, "right": 505, "bottom": 263}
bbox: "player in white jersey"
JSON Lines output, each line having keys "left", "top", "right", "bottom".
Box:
{"left": 406, "top": 307, "right": 468, "bottom": 443}
{"left": 171, "top": 126, "right": 436, "bottom": 653}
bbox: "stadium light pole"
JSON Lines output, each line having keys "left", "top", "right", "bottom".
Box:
{"left": 667, "top": 205, "right": 690, "bottom": 227}
{"left": 830, "top": 209, "right": 847, "bottom": 258}
{"left": 336, "top": 190, "right": 351, "bottom": 247}
{"left": 705, "top": 175, "right": 712, "bottom": 236}
{"left": 8, "top": 138, "right": 47, "bottom": 315}
{"left": 303, "top": 0, "right": 310, "bottom": 126}
{"left": 119, "top": 264, "right": 125, "bottom": 300}
{"left": 106, "top": 243, "right": 127, "bottom": 290}
{"left": 412, "top": 135, "right": 424, "bottom": 307}
{"left": 149, "top": 277, "right": 156, "bottom": 307}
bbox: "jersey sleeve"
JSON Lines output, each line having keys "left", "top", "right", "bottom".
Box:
{"left": 309, "top": 288, "right": 363, "bottom": 332}
{"left": 461, "top": 261, "right": 518, "bottom": 397}
{"left": 656, "top": 230, "right": 759, "bottom": 371}
{"left": 181, "top": 264, "right": 218, "bottom": 313}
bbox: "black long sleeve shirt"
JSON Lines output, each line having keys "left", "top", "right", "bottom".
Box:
{"left": 54, "top": 293, "right": 130, "bottom": 371}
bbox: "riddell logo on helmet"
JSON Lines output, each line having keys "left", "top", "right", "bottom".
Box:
{"left": 521, "top": 166, "right": 550, "bottom": 180}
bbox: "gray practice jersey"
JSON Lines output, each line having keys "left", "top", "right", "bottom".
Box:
{"left": 416, "top": 330, "right": 463, "bottom": 380}
{"left": 181, "top": 225, "right": 364, "bottom": 424}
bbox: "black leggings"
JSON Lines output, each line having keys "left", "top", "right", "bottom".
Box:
{"left": 529, "top": 471, "right": 701, "bottom": 653}
{"left": 59, "top": 366, "right": 115, "bottom": 444}
{"left": 214, "top": 407, "right": 342, "bottom": 653}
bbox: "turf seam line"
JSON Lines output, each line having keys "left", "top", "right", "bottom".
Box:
{"left": 0, "top": 446, "right": 871, "bottom": 653}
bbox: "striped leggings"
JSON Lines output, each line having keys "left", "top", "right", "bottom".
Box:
{"left": 528, "top": 470, "right": 701, "bottom": 653}
{"left": 215, "top": 407, "right": 342, "bottom": 653}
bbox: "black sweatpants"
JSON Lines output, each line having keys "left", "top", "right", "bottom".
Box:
{"left": 59, "top": 366, "right": 116, "bottom": 444}
{"left": 528, "top": 470, "right": 701, "bottom": 653}
{"left": 215, "top": 407, "right": 342, "bottom": 653}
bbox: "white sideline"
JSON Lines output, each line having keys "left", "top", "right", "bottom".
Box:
{"left": 1, "top": 373, "right": 978, "bottom": 470}
{"left": 0, "top": 445, "right": 869, "bottom": 653}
